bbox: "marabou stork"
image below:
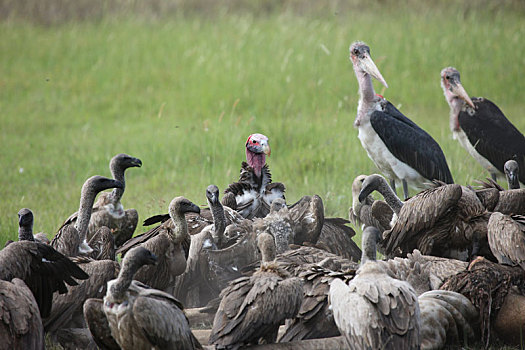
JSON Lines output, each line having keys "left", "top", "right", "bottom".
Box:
{"left": 350, "top": 41, "right": 454, "bottom": 199}
{"left": 441, "top": 67, "right": 525, "bottom": 185}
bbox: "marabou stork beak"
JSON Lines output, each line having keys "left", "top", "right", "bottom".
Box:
{"left": 360, "top": 53, "right": 389, "bottom": 88}
{"left": 451, "top": 80, "right": 475, "bottom": 109}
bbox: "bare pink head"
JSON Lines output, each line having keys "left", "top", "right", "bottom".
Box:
{"left": 245, "top": 133, "right": 271, "bottom": 177}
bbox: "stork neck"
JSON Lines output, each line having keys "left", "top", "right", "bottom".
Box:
{"left": 109, "top": 163, "right": 126, "bottom": 204}
{"left": 445, "top": 93, "right": 463, "bottom": 132}
{"left": 354, "top": 69, "right": 377, "bottom": 126}
{"left": 74, "top": 189, "right": 97, "bottom": 243}
{"left": 18, "top": 224, "right": 34, "bottom": 241}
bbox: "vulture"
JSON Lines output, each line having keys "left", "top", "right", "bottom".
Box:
{"left": 350, "top": 41, "right": 453, "bottom": 199}
{"left": 359, "top": 174, "right": 491, "bottom": 260}
{"left": 441, "top": 67, "right": 525, "bottom": 185}
{"left": 329, "top": 226, "right": 420, "bottom": 349}
{"left": 418, "top": 290, "right": 478, "bottom": 349}
{"left": 0, "top": 209, "right": 89, "bottom": 349}
{"left": 60, "top": 153, "right": 142, "bottom": 247}
{"left": 487, "top": 212, "right": 525, "bottom": 270}
{"left": 477, "top": 176, "right": 525, "bottom": 216}
{"left": 222, "top": 133, "right": 286, "bottom": 219}
{"left": 441, "top": 256, "right": 525, "bottom": 347}
{"left": 116, "top": 196, "right": 200, "bottom": 293}
{"left": 85, "top": 246, "right": 202, "bottom": 350}
{"left": 504, "top": 159, "right": 520, "bottom": 189}
{"left": 209, "top": 231, "right": 303, "bottom": 349}
{"left": 52, "top": 175, "right": 124, "bottom": 257}
{"left": 349, "top": 174, "right": 393, "bottom": 232}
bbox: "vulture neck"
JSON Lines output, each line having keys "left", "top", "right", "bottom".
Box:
{"left": 109, "top": 162, "right": 126, "bottom": 205}
{"left": 209, "top": 200, "right": 226, "bottom": 247}
{"left": 18, "top": 223, "right": 34, "bottom": 242}
{"left": 376, "top": 181, "right": 403, "bottom": 215}
{"left": 108, "top": 257, "right": 140, "bottom": 302}
{"left": 74, "top": 186, "right": 98, "bottom": 249}
{"left": 360, "top": 231, "right": 377, "bottom": 266}
{"left": 246, "top": 149, "right": 266, "bottom": 181}
{"left": 354, "top": 69, "right": 376, "bottom": 126}
{"left": 169, "top": 208, "right": 188, "bottom": 244}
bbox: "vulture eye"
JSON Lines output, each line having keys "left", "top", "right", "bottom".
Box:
{"left": 353, "top": 48, "right": 359, "bottom": 55}
{"left": 252, "top": 140, "right": 257, "bottom": 144}
{"left": 445, "top": 75, "right": 450, "bottom": 80}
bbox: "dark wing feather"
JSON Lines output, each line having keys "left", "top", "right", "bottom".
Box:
{"left": 371, "top": 103, "right": 453, "bottom": 184}
{"left": 288, "top": 195, "right": 324, "bottom": 245}
{"left": 142, "top": 213, "right": 170, "bottom": 226}
{"left": 83, "top": 298, "right": 120, "bottom": 350}
{"left": 316, "top": 218, "right": 361, "bottom": 262}
{"left": 459, "top": 98, "right": 525, "bottom": 183}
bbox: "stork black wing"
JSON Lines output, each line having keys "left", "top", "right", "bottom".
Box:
{"left": 459, "top": 98, "right": 525, "bottom": 184}
{"left": 370, "top": 102, "right": 454, "bottom": 184}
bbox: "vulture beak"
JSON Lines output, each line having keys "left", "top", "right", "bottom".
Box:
{"left": 360, "top": 53, "right": 389, "bottom": 88}
{"left": 261, "top": 142, "right": 271, "bottom": 156}
{"left": 450, "top": 79, "right": 475, "bottom": 109}
{"left": 131, "top": 158, "right": 143, "bottom": 167}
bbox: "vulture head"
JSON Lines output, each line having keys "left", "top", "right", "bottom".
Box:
{"left": 245, "top": 133, "right": 271, "bottom": 177}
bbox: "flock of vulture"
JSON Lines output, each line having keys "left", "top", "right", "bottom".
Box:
{"left": 2, "top": 40, "right": 525, "bottom": 350}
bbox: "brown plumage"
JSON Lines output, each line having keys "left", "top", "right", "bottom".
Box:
{"left": 316, "top": 217, "right": 361, "bottom": 261}
{"left": 487, "top": 212, "right": 525, "bottom": 270}
{"left": 209, "top": 231, "right": 303, "bottom": 349}
{"left": 43, "top": 257, "right": 119, "bottom": 333}
{"left": 441, "top": 256, "right": 525, "bottom": 347}
{"left": 477, "top": 177, "right": 525, "bottom": 215}
{"left": 100, "top": 247, "right": 202, "bottom": 350}
{"left": 418, "top": 290, "right": 478, "bottom": 349}
{"left": 287, "top": 195, "right": 324, "bottom": 245}
{"left": 0, "top": 278, "right": 44, "bottom": 350}
{"left": 83, "top": 299, "right": 120, "bottom": 350}
{"left": 117, "top": 196, "right": 200, "bottom": 293}
{"left": 349, "top": 174, "right": 393, "bottom": 232}
{"left": 52, "top": 175, "right": 124, "bottom": 257}
{"left": 59, "top": 154, "right": 142, "bottom": 248}
{"left": 329, "top": 227, "right": 420, "bottom": 350}
{"left": 87, "top": 226, "right": 116, "bottom": 261}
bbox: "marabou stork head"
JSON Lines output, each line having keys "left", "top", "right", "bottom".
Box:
{"left": 349, "top": 41, "right": 388, "bottom": 88}
{"left": 440, "top": 67, "right": 475, "bottom": 109}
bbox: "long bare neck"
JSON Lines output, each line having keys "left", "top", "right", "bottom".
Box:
{"left": 446, "top": 95, "right": 464, "bottom": 132}
{"left": 109, "top": 258, "right": 139, "bottom": 302}
{"left": 355, "top": 69, "right": 377, "bottom": 125}
{"left": 361, "top": 236, "right": 377, "bottom": 265}
{"left": 210, "top": 201, "right": 226, "bottom": 246}
{"left": 18, "top": 224, "right": 34, "bottom": 241}
{"left": 74, "top": 188, "right": 97, "bottom": 242}
{"left": 109, "top": 163, "right": 125, "bottom": 204}
{"left": 377, "top": 182, "right": 403, "bottom": 214}
{"left": 169, "top": 209, "right": 188, "bottom": 244}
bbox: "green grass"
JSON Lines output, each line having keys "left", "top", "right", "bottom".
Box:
{"left": 0, "top": 4, "right": 524, "bottom": 249}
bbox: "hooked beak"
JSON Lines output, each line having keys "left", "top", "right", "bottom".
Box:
{"left": 359, "top": 53, "right": 388, "bottom": 88}
{"left": 450, "top": 80, "right": 475, "bottom": 109}
{"left": 132, "top": 158, "right": 143, "bottom": 168}
{"left": 261, "top": 142, "right": 271, "bottom": 156}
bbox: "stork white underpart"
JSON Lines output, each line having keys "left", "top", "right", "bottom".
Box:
{"left": 358, "top": 120, "right": 426, "bottom": 189}
{"left": 453, "top": 129, "right": 499, "bottom": 176}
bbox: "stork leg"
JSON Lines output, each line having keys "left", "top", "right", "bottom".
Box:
{"left": 389, "top": 179, "right": 397, "bottom": 196}
{"left": 402, "top": 179, "right": 409, "bottom": 200}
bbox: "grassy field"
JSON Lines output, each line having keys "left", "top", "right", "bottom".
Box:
{"left": 1, "top": 2, "right": 524, "bottom": 248}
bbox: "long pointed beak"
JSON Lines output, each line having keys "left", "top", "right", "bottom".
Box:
{"left": 360, "top": 54, "right": 388, "bottom": 88}
{"left": 262, "top": 143, "right": 271, "bottom": 156}
{"left": 451, "top": 81, "right": 475, "bottom": 109}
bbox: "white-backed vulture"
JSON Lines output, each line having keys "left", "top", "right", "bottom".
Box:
{"left": 52, "top": 175, "right": 124, "bottom": 257}
{"left": 222, "top": 133, "right": 285, "bottom": 219}
{"left": 209, "top": 231, "right": 303, "bottom": 349}
{"left": 477, "top": 177, "right": 525, "bottom": 215}
{"left": 418, "top": 290, "right": 478, "bottom": 349}
{"left": 286, "top": 194, "right": 324, "bottom": 245}
{"left": 487, "top": 212, "right": 525, "bottom": 270}
{"left": 88, "top": 246, "right": 202, "bottom": 350}
{"left": 359, "top": 174, "right": 490, "bottom": 260}
{"left": 60, "top": 154, "right": 142, "bottom": 247}
{"left": 504, "top": 159, "right": 520, "bottom": 189}
{"left": 117, "top": 196, "right": 200, "bottom": 293}
{"left": 349, "top": 174, "right": 393, "bottom": 231}
{"left": 329, "top": 227, "right": 420, "bottom": 350}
